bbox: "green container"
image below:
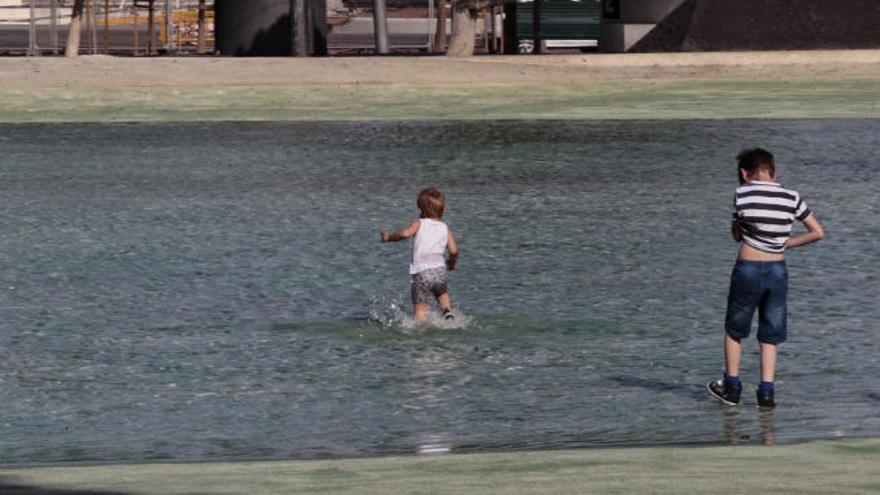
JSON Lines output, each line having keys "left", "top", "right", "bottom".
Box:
{"left": 516, "top": 0, "right": 602, "bottom": 41}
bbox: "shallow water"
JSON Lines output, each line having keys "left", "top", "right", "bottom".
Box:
{"left": 0, "top": 120, "right": 878, "bottom": 464}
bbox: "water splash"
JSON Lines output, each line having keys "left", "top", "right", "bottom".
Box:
{"left": 366, "top": 294, "right": 408, "bottom": 327}
{"left": 408, "top": 309, "right": 472, "bottom": 331}
{"left": 366, "top": 295, "right": 471, "bottom": 331}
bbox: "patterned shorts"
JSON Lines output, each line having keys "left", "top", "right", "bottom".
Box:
{"left": 411, "top": 267, "right": 449, "bottom": 305}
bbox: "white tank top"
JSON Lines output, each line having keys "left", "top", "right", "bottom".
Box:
{"left": 410, "top": 218, "right": 448, "bottom": 275}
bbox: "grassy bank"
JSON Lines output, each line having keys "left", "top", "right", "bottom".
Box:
{"left": 2, "top": 77, "right": 878, "bottom": 122}
{"left": 0, "top": 438, "right": 877, "bottom": 494}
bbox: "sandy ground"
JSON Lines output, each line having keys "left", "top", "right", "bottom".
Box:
{"left": 0, "top": 438, "right": 877, "bottom": 494}
{"left": 4, "top": 50, "right": 880, "bottom": 87}
{"left": 0, "top": 50, "right": 879, "bottom": 121}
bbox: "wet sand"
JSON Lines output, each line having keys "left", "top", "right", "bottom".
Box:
{"left": 0, "top": 438, "right": 877, "bottom": 494}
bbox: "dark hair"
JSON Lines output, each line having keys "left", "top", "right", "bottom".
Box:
{"left": 736, "top": 148, "right": 775, "bottom": 185}
{"left": 417, "top": 187, "right": 445, "bottom": 219}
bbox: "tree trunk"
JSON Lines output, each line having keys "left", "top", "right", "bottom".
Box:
{"left": 86, "top": 0, "right": 98, "bottom": 55}
{"left": 147, "top": 0, "right": 155, "bottom": 55}
{"left": 431, "top": 0, "right": 447, "bottom": 53}
{"left": 197, "top": 0, "right": 207, "bottom": 54}
{"left": 104, "top": 0, "right": 110, "bottom": 54}
{"left": 446, "top": 2, "right": 475, "bottom": 56}
{"left": 65, "top": 0, "right": 85, "bottom": 57}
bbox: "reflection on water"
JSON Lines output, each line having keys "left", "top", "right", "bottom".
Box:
{"left": 416, "top": 436, "right": 453, "bottom": 455}
{"left": 759, "top": 411, "right": 778, "bottom": 445}
{"left": 722, "top": 409, "right": 777, "bottom": 446}
{"left": 0, "top": 120, "right": 878, "bottom": 464}
{"left": 405, "top": 345, "right": 460, "bottom": 456}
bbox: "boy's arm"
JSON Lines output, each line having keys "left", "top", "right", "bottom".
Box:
{"left": 446, "top": 229, "right": 459, "bottom": 271}
{"left": 731, "top": 219, "right": 743, "bottom": 242}
{"left": 785, "top": 214, "right": 825, "bottom": 250}
{"left": 381, "top": 220, "right": 420, "bottom": 242}
{"left": 731, "top": 192, "right": 742, "bottom": 242}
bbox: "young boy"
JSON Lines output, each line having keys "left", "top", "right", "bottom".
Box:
{"left": 381, "top": 187, "right": 459, "bottom": 323}
{"left": 708, "top": 148, "right": 825, "bottom": 408}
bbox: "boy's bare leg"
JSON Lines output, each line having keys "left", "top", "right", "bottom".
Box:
{"left": 760, "top": 343, "right": 777, "bottom": 382}
{"left": 724, "top": 333, "right": 742, "bottom": 377}
{"left": 413, "top": 303, "right": 430, "bottom": 323}
{"left": 437, "top": 292, "right": 452, "bottom": 312}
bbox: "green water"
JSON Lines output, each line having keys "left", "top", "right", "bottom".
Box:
{"left": 0, "top": 120, "right": 877, "bottom": 464}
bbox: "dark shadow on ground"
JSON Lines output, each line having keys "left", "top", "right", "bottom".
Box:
{"left": 0, "top": 476, "right": 211, "bottom": 495}
{"left": 0, "top": 477, "right": 132, "bottom": 495}
{"left": 609, "top": 375, "right": 706, "bottom": 400}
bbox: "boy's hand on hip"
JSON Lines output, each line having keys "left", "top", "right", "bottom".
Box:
{"left": 380, "top": 230, "right": 390, "bottom": 242}
{"left": 731, "top": 220, "right": 743, "bottom": 242}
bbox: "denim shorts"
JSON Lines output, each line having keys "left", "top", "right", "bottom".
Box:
{"left": 725, "top": 259, "right": 788, "bottom": 345}
{"left": 411, "top": 267, "right": 448, "bottom": 305}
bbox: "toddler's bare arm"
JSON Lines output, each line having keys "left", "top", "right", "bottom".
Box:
{"left": 446, "top": 229, "right": 459, "bottom": 271}
{"left": 381, "top": 219, "right": 420, "bottom": 242}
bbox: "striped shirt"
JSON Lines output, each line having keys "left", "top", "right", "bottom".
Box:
{"left": 733, "top": 180, "right": 812, "bottom": 254}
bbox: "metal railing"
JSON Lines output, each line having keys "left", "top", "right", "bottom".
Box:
{"left": 0, "top": 0, "right": 214, "bottom": 55}
{"left": 1, "top": 0, "right": 502, "bottom": 56}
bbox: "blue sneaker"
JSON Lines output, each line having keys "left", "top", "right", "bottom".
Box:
{"left": 756, "top": 388, "right": 776, "bottom": 408}
{"left": 708, "top": 379, "right": 741, "bottom": 406}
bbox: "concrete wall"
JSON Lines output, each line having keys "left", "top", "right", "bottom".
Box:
{"left": 630, "top": 0, "right": 880, "bottom": 52}
{"left": 616, "top": 0, "right": 685, "bottom": 22}
{"left": 599, "top": 0, "right": 685, "bottom": 52}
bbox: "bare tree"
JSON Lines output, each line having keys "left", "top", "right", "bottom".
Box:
{"left": 446, "top": 0, "right": 512, "bottom": 56}
{"left": 65, "top": 0, "right": 86, "bottom": 57}
{"left": 431, "top": 0, "right": 448, "bottom": 53}
{"left": 197, "top": 0, "right": 208, "bottom": 54}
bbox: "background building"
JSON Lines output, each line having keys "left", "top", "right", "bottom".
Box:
{"left": 601, "top": 0, "right": 880, "bottom": 53}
